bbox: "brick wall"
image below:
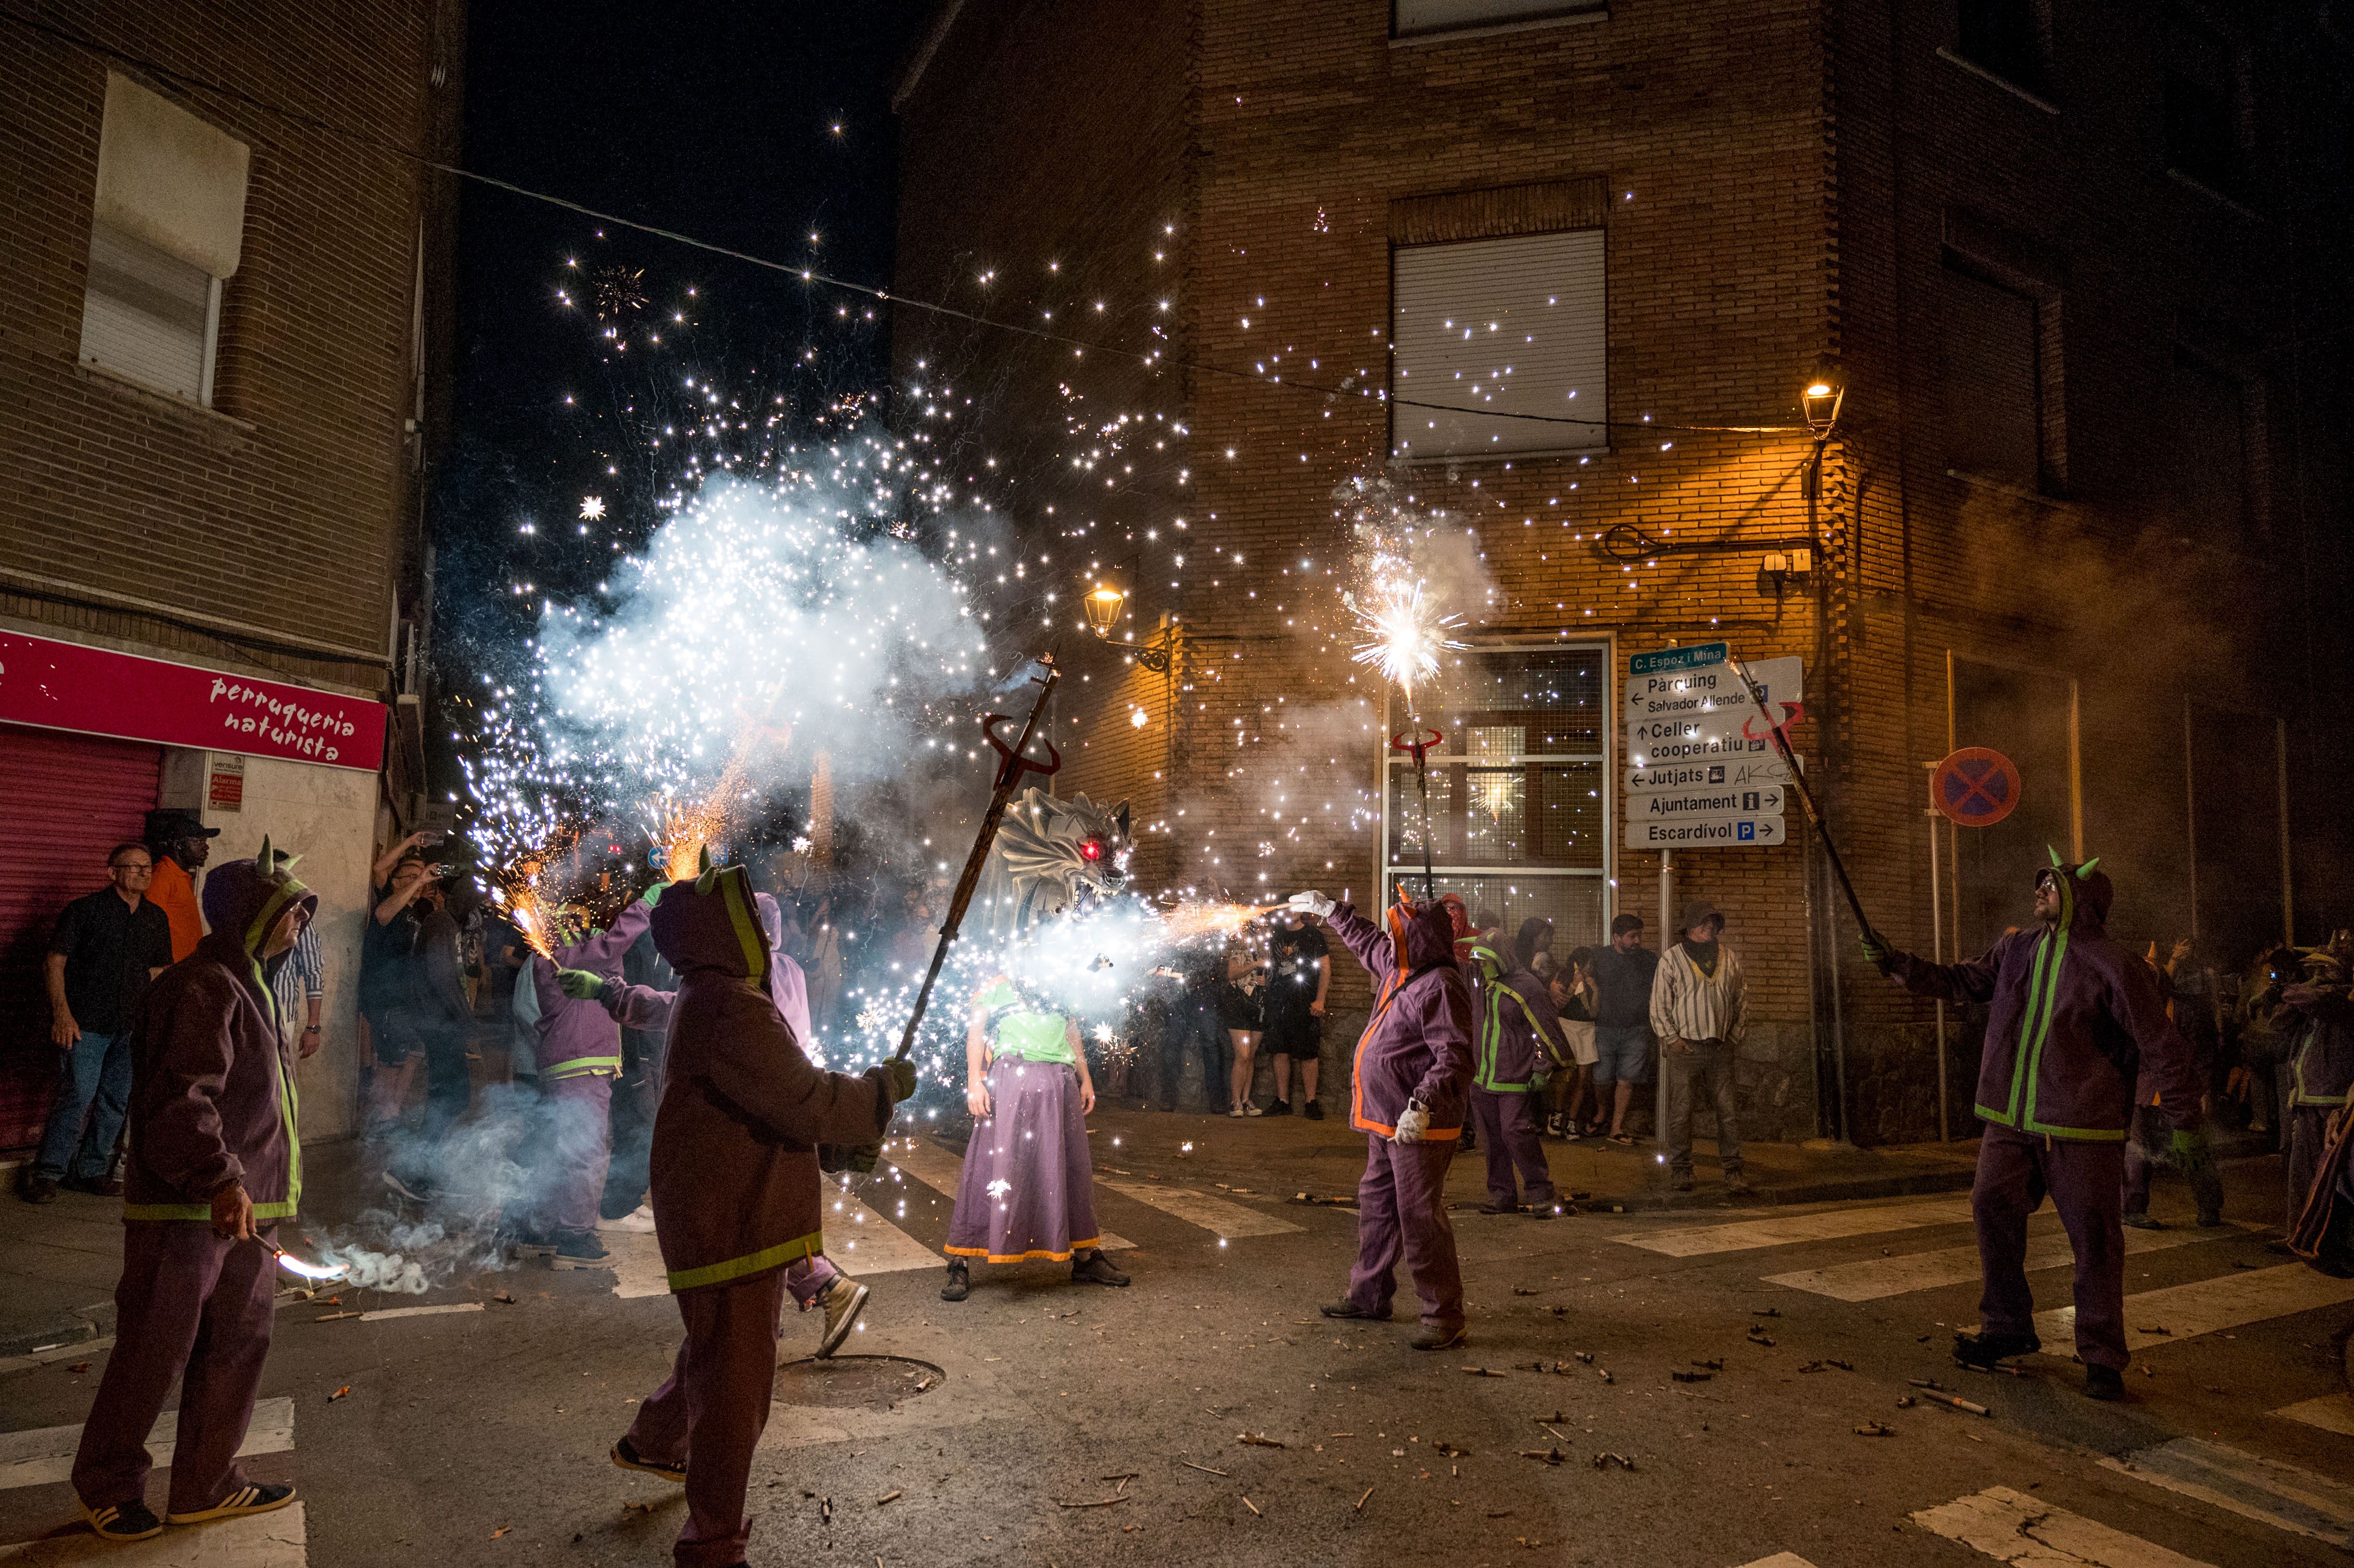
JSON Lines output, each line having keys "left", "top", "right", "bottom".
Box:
{"left": 900, "top": 0, "right": 2351, "bottom": 1140}
{"left": 0, "top": 0, "right": 464, "bottom": 690}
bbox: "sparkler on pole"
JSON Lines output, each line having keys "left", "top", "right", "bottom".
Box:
{"left": 1349, "top": 578, "right": 1464, "bottom": 904}
{"left": 1726, "top": 655, "right": 1878, "bottom": 940}
{"left": 891, "top": 656, "right": 1064, "bottom": 1061}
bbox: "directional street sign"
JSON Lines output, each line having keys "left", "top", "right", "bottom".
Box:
{"left": 1632, "top": 784, "right": 1785, "bottom": 820}
{"left": 1625, "top": 754, "right": 1803, "bottom": 796}
{"left": 1624, "top": 655, "right": 1803, "bottom": 760}
{"left": 1625, "top": 814, "right": 1787, "bottom": 848}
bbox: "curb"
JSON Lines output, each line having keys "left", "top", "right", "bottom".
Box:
{"left": 0, "top": 1300, "right": 115, "bottom": 1362}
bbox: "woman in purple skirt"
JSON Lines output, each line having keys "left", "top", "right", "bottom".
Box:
{"left": 941, "top": 975, "right": 1130, "bottom": 1299}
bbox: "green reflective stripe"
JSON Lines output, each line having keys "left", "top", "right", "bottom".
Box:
{"left": 665, "top": 1230, "right": 823, "bottom": 1293}
{"left": 122, "top": 1199, "right": 300, "bottom": 1223}
{"left": 543, "top": 1056, "right": 621, "bottom": 1078}
{"left": 1973, "top": 1103, "right": 2016, "bottom": 1127}
{"left": 722, "top": 871, "right": 767, "bottom": 983}
{"left": 2005, "top": 933, "right": 2055, "bottom": 1126}
{"left": 276, "top": 1028, "right": 302, "bottom": 1216}
{"left": 2018, "top": 923, "right": 2071, "bottom": 1132}
{"left": 2022, "top": 1121, "right": 2126, "bottom": 1141}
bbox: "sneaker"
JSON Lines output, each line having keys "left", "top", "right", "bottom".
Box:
{"left": 1320, "top": 1300, "right": 1391, "bottom": 1321}
{"left": 165, "top": 1481, "right": 296, "bottom": 1525}
{"left": 815, "top": 1277, "right": 871, "bottom": 1358}
{"left": 1607, "top": 1131, "right": 1635, "bottom": 1146}
{"left": 82, "top": 1498, "right": 164, "bottom": 1540}
{"left": 1242, "top": 1102, "right": 1265, "bottom": 1117}
{"left": 507, "top": 1226, "right": 556, "bottom": 1260}
{"left": 1227, "top": 1106, "right": 1246, "bottom": 1118}
{"left": 552, "top": 1231, "right": 611, "bottom": 1269}
{"left": 1723, "top": 1173, "right": 1753, "bottom": 1196}
{"left": 611, "top": 1435, "right": 685, "bottom": 1484}
{"left": 1303, "top": 1101, "right": 1325, "bottom": 1121}
{"left": 1265, "top": 1100, "right": 1292, "bottom": 1117}
{"left": 1477, "top": 1201, "right": 1522, "bottom": 1216}
{"left": 1072, "top": 1250, "right": 1130, "bottom": 1287}
{"left": 940, "top": 1261, "right": 971, "bottom": 1302}
{"left": 18, "top": 1172, "right": 59, "bottom": 1204}
{"left": 2122, "top": 1210, "right": 2163, "bottom": 1231}
{"left": 1952, "top": 1328, "right": 2042, "bottom": 1368}
{"left": 2083, "top": 1365, "right": 2126, "bottom": 1402}
{"left": 597, "top": 1205, "right": 658, "bottom": 1234}
{"left": 1409, "top": 1323, "right": 1468, "bottom": 1352}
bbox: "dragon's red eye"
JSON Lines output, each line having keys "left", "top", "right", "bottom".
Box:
{"left": 1079, "top": 839, "right": 1104, "bottom": 861}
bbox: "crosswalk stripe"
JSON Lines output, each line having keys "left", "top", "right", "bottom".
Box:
{"left": 1912, "top": 1485, "right": 2213, "bottom": 1567}
{"left": 1731, "top": 1554, "right": 1820, "bottom": 1567}
{"left": 2034, "top": 1263, "right": 2354, "bottom": 1352}
{"left": 1764, "top": 1220, "right": 2231, "bottom": 1302}
{"left": 2101, "top": 1438, "right": 2354, "bottom": 1548}
{"left": 822, "top": 1193, "right": 944, "bottom": 1275}
{"left": 356, "top": 1303, "right": 482, "bottom": 1323}
{"left": 2272, "top": 1392, "right": 2354, "bottom": 1437}
{"left": 0, "top": 1398, "right": 296, "bottom": 1493}
{"left": 0, "top": 1501, "right": 306, "bottom": 1563}
{"left": 1093, "top": 1178, "right": 1304, "bottom": 1239}
{"left": 1619, "top": 1198, "right": 1973, "bottom": 1257}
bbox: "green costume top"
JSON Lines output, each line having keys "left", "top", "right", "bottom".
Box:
{"left": 977, "top": 977, "right": 1076, "bottom": 1065}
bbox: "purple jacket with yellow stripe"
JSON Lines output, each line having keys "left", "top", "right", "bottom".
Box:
{"left": 123, "top": 848, "right": 317, "bottom": 1222}
{"left": 644, "top": 867, "right": 897, "bottom": 1293}
{"left": 1881, "top": 864, "right": 2202, "bottom": 1141}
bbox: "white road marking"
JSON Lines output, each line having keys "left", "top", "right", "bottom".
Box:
{"left": 1764, "top": 1221, "right": 2232, "bottom": 1301}
{"left": 606, "top": 1229, "right": 669, "bottom": 1299}
{"left": 1093, "top": 1178, "right": 1304, "bottom": 1240}
{"left": 355, "top": 1303, "right": 482, "bottom": 1323}
{"left": 2101, "top": 1438, "right": 2354, "bottom": 1548}
{"left": 2034, "top": 1264, "right": 2354, "bottom": 1352}
{"left": 822, "top": 1194, "right": 941, "bottom": 1275}
{"left": 2272, "top": 1392, "right": 2354, "bottom": 1437}
{"left": 1911, "top": 1485, "right": 2213, "bottom": 1567}
{"left": 0, "top": 1400, "right": 295, "bottom": 1493}
{"left": 1731, "top": 1554, "right": 1821, "bottom": 1567}
{"left": 1620, "top": 1199, "right": 1973, "bottom": 1257}
{"left": 0, "top": 1501, "right": 305, "bottom": 1563}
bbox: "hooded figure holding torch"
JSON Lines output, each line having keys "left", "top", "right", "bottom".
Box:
{"left": 1861, "top": 854, "right": 2208, "bottom": 1401}
{"left": 71, "top": 840, "right": 315, "bottom": 1541}
{"left": 1301, "top": 887, "right": 1475, "bottom": 1350}
{"left": 605, "top": 858, "right": 916, "bottom": 1568}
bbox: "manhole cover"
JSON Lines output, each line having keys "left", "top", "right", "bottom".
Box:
{"left": 773, "top": 1354, "right": 944, "bottom": 1411}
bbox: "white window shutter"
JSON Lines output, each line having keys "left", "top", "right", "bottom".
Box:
{"left": 94, "top": 72, "right": 249, "bottom": 280}
{"left": 1391, "top": 230, "right": 1606, "bottom": 459}
{"left": 1395, "top": 0, "right": 1603, "bottom": 35}
{"left": 80, "top": 221, "right": 213, "bottom": 402}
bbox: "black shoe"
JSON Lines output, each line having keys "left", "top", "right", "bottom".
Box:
{"left": 2083, "top": 1365, "right": 2126, "bottom": 1402}
{"left": 165, "top": 1481, "right": 296, "bottom": 1525}
{"left": 2122, "top": 1211, "right": 2164, "bottom": 1231}
{"left": 60, "top": 1174, "right": 123, "bottom": 1197}
{"left": 552, "top": 1230, "right": 610, "bottom": 1269}
{"left": 1265, "top": 1099, "right": 1292, "bottom": 1117}
{"left": 611, "top": 1435, "right": 685, "bottom": 1484}
{"left": 1477, "top": 1201, "right": 1522, "bottom": 1216}
{"left": 82, "top": 1498, "right": 164, "bottom": 1540}
{"left": 1319, "top": 1300, "right": 1391, "bottom": 1321}
{"left": 18, "top": 1172, "right": 59, "bottom": 1204}
{"left": 940, "top": 1261, "right": 970, "bottom": 1302}
{"left": 1953, "top": 1328, "right": 2042, "bottom": 1368}
{"left": 1723, "top": 1173, "right": 1753, "bottom": 1197}
{"left": 1303, "top": 1100, "right": 1325, "bottom": 1120}
{"left": 2196, "top": 1210, "right": 2225, "bottom": 1229}
{"left": 1409, "top": 1323, "right": 1468, "bottom": 1351}
{"left": 1072, "top": 1250, "right": 1130, "bottom": 1287}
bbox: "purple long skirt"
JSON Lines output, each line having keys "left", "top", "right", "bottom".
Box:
{"left": 945, "top": 1057, "right": 1101, "bottom": 1264}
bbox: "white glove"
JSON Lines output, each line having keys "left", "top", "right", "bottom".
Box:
{"left": 1392, "top": 1099, "right": 1430, "bottom": 1145}
{"left": 1288, "top": 890, "right": 1337, "bottom": 920}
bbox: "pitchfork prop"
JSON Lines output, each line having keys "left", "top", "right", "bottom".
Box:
{"left": 1390, "top": 726, "right": 1444, "bottom": 902}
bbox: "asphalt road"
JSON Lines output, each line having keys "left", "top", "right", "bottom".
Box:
{"left": 2, "top": 1113, "right": 2348, "bottom": 1567}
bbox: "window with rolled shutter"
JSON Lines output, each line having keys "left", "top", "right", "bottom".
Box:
{"left": 80, "top": 222, "right": 218, "bottom": 403}
{"left": 1940, "top": 264, "right": 2042, "bottom": 490}
{"left": 1391, "top": 230, "right": 1606, "bottom": 460}
{"left": 1393, "top": 0, "right": 1603, "bottom": 37}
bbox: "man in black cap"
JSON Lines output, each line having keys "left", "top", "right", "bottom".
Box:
{"left": 1649, "top": 899, "right": 1750, "bottom": 1195}
{"left": 142, "top": 810, "right": 219, "bottom": 964}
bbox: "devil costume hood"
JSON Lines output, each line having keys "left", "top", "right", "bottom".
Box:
{"left": 123, "top": 840, "right": 317, "bottom": 1221}
{"left": 643, "top": 865, "right": 900, "bottom": 1293}
{"left": 1328, "top": 895, "right": 1474, "bottom": 1138}
{"left": 1881, "top": 855, "right": 2202, "bottom": 1140}
{"left": 1467, "top": 938, "right": 1565, "bottom": 1092}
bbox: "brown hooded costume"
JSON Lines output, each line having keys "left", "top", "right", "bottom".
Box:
{"left": 73, "top": 840, "right": 315, "bottom": 1522}
{"left": 622, "top": 864, "right": 906, "bottom": 1568}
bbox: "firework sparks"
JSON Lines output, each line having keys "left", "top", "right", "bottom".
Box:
{"left": 1157, "top": 899, "right": 1279, "bottom": 944}
{"left": 266, "top": 1243, "right": 347, "bottom": 1282}
{"left": 486, "top": 835, "right": 577, "bottom": 960}
{"left": 647, "top": 751, "right": 751, "bottom": 878}
{"left": 1345, "top": 580, "right": 1466, "bottom": 703}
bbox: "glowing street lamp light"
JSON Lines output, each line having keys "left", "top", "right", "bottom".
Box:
{"left": 1802, "top": 356, "right": 1845, "bottom": 437}
{"left": 1083, "top": 584, "right": 1127, "bottom": 638}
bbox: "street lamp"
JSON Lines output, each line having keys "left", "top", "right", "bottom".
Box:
{"left": 1082, "top": 584, "right": 1127, "bottom": 638}
{"left": 1802, "top": 356, "right": 1845, "bottom": 437}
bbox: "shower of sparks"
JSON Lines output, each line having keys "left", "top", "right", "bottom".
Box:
{"left": 487, "top": 838, "right": 577, "bottom": 961}
{"left": 269, "top": 1245, "right": 347, "bottom": 1282}
{"left": 647, "top": 750, "right": 752, "bottom": 877}
{"left": 1157, "top": 899, "right": 1279, "bottom": 944}
{"left": 1346, "top": 580, "right": 1465, "bottom": 702}
{"left": 580, "top": 494, "right": 606, "bottom": 521}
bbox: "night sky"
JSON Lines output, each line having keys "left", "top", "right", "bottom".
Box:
{"left": 435, "top": 2, "right": 931, "bottom": 667}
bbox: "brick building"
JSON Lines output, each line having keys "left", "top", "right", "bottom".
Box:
{"left": 0, "top": 2, "right": 466, "bottom": 1152}
{"left": 897, "top": 0, "right": 2351, "bottom": 1141}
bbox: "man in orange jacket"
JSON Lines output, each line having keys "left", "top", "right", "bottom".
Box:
{"left": 142, "top": 810, "right": 217, "bottom": 962}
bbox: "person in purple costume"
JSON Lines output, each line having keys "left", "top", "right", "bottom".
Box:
{"left": 1297, "top": 887, "right": 1475, "bottom": 1351}
{"left": 1861, "top": 853, "right": 2208, "bottom": 1401}
{"left": 519, "top": 893, "right": 652, "bottom": 1269}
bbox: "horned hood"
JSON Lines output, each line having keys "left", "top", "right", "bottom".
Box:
{"left": 648, "top": 864, "right": 770, "bottom": 984}
{"left": 1387, "top": 894, "right": 1459, "bottom": 975}
{"left": 198, "top": 835, "right": 317, "bottom": 965}
{"left": 2045, "top": 853, "right": 2114, "bottom": 934}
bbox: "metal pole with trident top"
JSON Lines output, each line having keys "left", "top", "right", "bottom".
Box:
{"left": 892, "top": 656, "right": 1064, "bottom": 1061}
{"left": 1390, "top": 725, "right": 1444, "bottom": 901}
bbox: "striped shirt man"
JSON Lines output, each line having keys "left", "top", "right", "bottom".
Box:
{"left": 1649, "top": 931, "right": 1747, "bottom": 1047}
{"left": 271, "top": 919, "right": 324, "bottom": 1042}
